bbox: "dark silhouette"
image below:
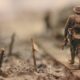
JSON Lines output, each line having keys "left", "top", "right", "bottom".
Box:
{"left": 45, "top": 12, "right": 52, "bottom": 31}
{"left": 8, "top": 33, "right": 15, "bottom": 56}
{"left": 63, "top": 6, "right": 80, "bottom": 65}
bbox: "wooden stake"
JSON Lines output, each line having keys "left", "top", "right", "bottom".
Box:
{"left": 8, "top": 33, "right": 15, "bottom": 56}
{"left": 31, "top": 39, "right": 37, "bottom": 71}
{"left": 0, "top": 48, "right": 5, "bottom": 69}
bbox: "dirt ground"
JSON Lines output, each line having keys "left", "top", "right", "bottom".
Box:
{"left": 0, "top": 34, "right": 80, "bottom": 80}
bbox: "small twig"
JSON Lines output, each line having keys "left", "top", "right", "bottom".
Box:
{"left": 8, "top": 33, "right": 15, "bottom": 56}
{"left": 0, "top": 48, "right": 5, "bottom": 69}
{"left": 31, "top": 38, "right": 37, "bottom": 71}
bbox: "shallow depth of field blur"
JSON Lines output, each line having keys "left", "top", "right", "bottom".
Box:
{"left": 0, "top": 0, "right": 80, "bottom": 64}
{"left": 0, "top": 0, "right": 79, "bottom": 42}
{"left": 0, "top": 0, "right": 80, "bottom": 62}
{"left": 0, "top": 0, "right": 80, "bottom": 80}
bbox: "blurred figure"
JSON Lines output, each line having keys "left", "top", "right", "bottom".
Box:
{"left": 63, "top": 6, "right": 80, "bottom": 64}
{"left": 45, "top": 11, "right": 53, "bottom": 32}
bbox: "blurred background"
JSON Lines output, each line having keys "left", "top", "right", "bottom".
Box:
{"left": 0, "top": 0, "right": 80, "bottom": 55}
